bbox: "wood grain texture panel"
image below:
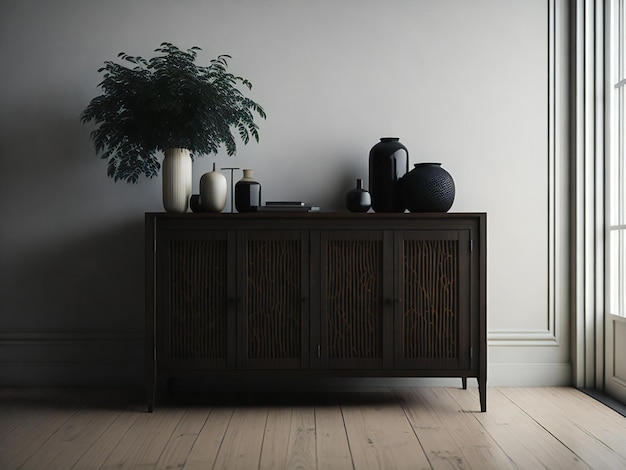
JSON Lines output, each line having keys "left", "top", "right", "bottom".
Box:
{"left": 326, "top": 240, "right": 383, "bottom": 360}
{"left": 170, "top": 239, "right": 228, "bottom": 360}
{"left": 403, "top": 240, "right": 458, "bottom": 360}
{"left": 245, "top": 240, "right": 302, "bottom": 360}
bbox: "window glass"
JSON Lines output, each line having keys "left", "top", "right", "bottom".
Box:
{"left": 608, "top": 0, "right": 626, "bottom": 317}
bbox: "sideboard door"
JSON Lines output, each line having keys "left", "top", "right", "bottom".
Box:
{"left": 237, "top": 230, "right": 310, "bottom": 369}
{"left": 318, "top": 230, "right": 394, "bottom": 370}
{"left": 157, "top": 230, "right": 236, "bottom": 370}
{"left": 394, "top": 229, "right": 471, "bottom": 370}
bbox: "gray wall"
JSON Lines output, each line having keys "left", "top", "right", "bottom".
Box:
{"left": 0, "top": 0, "right": 570, "bottom": 386}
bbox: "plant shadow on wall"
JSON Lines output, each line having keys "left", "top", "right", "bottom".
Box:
{"left": 81, "top": 42, "right": 266, "bottom": 213}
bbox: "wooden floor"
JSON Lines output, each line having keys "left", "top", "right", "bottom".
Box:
{"left": 1, "top": 387, "right": 625, "bottom": 469}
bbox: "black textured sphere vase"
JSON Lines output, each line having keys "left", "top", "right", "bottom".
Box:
{"left": 368, "top": 137, "right": 409, "bottom": 212}
{"left": 345, "top": 178, "right": 371, "bottom": 212}
{"left": 401, "top": 163, "right": 455, "bottom": 212}
{"left": 235, "top": 169, "right": 262, "bottom": 212}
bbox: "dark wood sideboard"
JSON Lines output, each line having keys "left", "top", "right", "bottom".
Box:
{"left": 145, "top": 212, "right": 487, "bottom": 411}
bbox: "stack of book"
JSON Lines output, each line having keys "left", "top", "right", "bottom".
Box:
{"left": 258, "top": 201, "right": 320, "bottom": 212}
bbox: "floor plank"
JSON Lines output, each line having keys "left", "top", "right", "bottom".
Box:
{"left": 394, "top": 387, "right": 473, "bottom": 469}
{"left": 0, "top": 389, "right": 38, "bottom": 442}
{"left": 315, "top": 406, "right": 353, "bottom": 470}
{"left": 407, "top": 388, "right": 517, "bottom": 469}
{"left": 155, "top": 407, "right": 211, "bottom": 470}
{"left": 71, "top": 411, "right": 141, "bottom": 469}
{"left": 284, "top": 407, "right": 317, "bottom": 469}
{"left": 98, "top": 407, "right": 185, "bottom": 469}
{"left": 537, "top": 387, "right": 626, "bottom": 444}
{"left": 183, "top": 407, "right": 234, "bottom": 470}
{"left": 0, "top": 410, "right": 78, "bottom": 468}
{"left": 0, "top": 388, "right": 91, "bottom": 443}
{"left": 12, "top": 389, "right": 133, "bottom": 470}
{"left": 211, "top": 406, "right": 268, "bottom": 469}
{"left": 342, "top": 391, "right": 431, "bottom": 470}
{"left": 502, "top": 387, "right": 626, "bottom": 469}
{"left": 259, "top": 407, "right": 317, "bottom": 469}
{"left": 259, "top": 407, "right": 293, "bottom": 470}
{"left": 18, "top": 407, "right": 124, "bottom": 469}
{"left": 447, "top": 387, "right": 591, "bottom": 469}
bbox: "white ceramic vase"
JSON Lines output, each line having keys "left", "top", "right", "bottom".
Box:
{"left": 200, "top": 163, "right": 227, "bottom": 212}
{"left": 162, "top": 148, "right": 192, "bottom": 213}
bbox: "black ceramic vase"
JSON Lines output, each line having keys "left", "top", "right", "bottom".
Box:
{"left": 189, "top": 194, "right": 203, "bottom": 213}
{"left": 401, "top": 163, "right": 455, "bottom": 212}
{"left": 345, "top": 178, "right": 371, "bottom": 212}
{"left": 235, "top": 169, "right": 261, "bottom": 212}
{"left": 368, "top": 137, "right": 409, "bottom": 212}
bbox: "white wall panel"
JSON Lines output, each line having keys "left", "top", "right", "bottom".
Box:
{"left": 0, "top": 0, "right": 570, "bottom": 386}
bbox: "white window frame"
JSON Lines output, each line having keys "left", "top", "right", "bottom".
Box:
{"left": 607, "top": 0, "right": 625, "bottom": 319}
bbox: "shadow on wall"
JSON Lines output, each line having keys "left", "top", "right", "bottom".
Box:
{"left": 1, "top": 217, "right": 146, "bottom": 331}
{"left": 0, "top": 93, "right": 153, "bottom": 333}
{"left": 0, "top": 213, "right": 146, "bottom": 385}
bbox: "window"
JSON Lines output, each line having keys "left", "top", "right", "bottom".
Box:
{"left": 608, "top": 0, "right": 626, "bottom": 318}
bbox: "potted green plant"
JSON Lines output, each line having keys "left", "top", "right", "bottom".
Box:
{"left": 81, "top": 42, "right": 266, "bottom": 212}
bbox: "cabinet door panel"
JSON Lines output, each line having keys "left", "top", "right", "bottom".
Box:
{"left": 395, "top": 230, "right": 470, "bottom": 369}
{"left": 158, "top": 231, "right": 236, "bottom": 369}
{"left": 320, "top": 231, "right": 393, "bottom": 369}
{"left": 238, "top": 231, "right": 309, "bottom": 369}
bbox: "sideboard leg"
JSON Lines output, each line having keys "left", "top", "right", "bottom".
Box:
{"left": 461, "top": 377, "right": 467, "bottom": 389}
{"left": 479, "top": 377, "right": 487, "bottom": 412}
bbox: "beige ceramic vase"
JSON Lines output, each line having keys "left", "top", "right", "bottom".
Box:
{"left": 200, "top": 163, "right": 227, "bottom": 212}
{"left": 162, "top": 148, "right": 192, "bottom": 212}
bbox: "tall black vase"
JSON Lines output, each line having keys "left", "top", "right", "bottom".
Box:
{"left": 368, "top": 137, "right": 409, "bottom": 212}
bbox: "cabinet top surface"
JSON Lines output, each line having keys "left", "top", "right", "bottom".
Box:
{"left": 146, "top": 212, "right": 486, "bottom": 219}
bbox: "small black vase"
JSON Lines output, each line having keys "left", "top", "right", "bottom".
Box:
{"left": 235, "top": 169, "right": 262, "bottom": 212}
{"left": 368, "top": 137, "right": 409, "bottom": 212}
{"left": 189, "top": 194, "right": 203, "bottom": 213}
{"left": 401, "top": 163, "right": 455, "bottom": 212}
{"left": 345, "top": 178, "right": 371, "bottom": 212}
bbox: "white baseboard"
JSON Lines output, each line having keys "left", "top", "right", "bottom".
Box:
{"left": 0, "top": 329, "right": 572, "bottom": 387}
{"left": 487, "top": 362, "right": 572, "bottom": 386}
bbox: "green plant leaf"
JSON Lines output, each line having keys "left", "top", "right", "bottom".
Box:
{"left": 81, "top": 42, "right": 266, "bottom": 182}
